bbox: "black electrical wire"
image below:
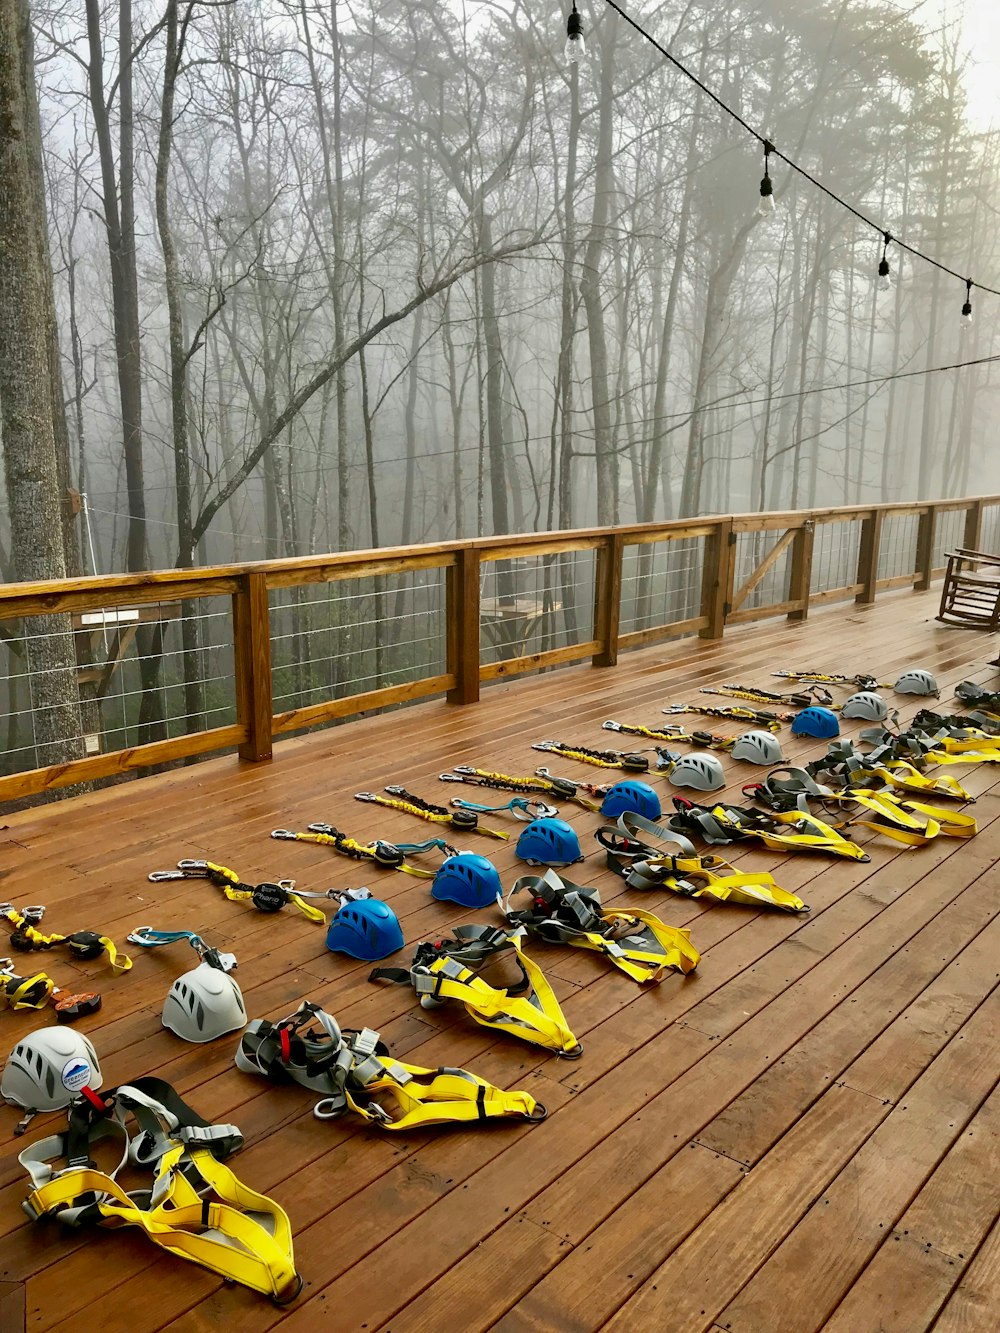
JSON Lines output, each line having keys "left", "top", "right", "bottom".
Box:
{"left": 599, "top": 0, "right": 998, "bottom": 299}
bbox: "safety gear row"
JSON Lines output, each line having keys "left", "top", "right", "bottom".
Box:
{"left": 18, "top": 1075, "right": 300, "bottom": 1303}
{"left": 236, "top": 1000, "right": 546, "bottom": 1128}
{"left": 503, "top": 869, "right": 699, "bottom": 982}
{"left": 371, "top": 925, "right": 582, "bottom": 1057}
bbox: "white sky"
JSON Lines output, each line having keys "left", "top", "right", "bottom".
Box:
{"left": 919, "top": 0, "right": 1000, "bottom": 129}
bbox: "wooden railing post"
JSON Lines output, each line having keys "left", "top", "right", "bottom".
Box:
{"left": 593, "top": 532, "right": 624, "bottom": 667}
{"left": 232, "top": 571, "right": 273, "bottom": 762}
{"left": 447, "top": 547, "right": 481, "bottom": 704}
{"left": 914, "top": 505, "right": 936, "bottom": 591}
{"left": 856, "top": 509, "right": 883, "bottom": 604}
{"left": 787, "top": 519, "right": 815, "bottom": 622}
{"left": 964, "top": 498, "right": 984, "bottom": 551}
{"left": 700, "top": 519, "right": 734, "bottom": 639}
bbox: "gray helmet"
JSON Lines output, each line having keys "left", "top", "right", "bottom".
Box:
{"left": 668, "top": 753, "right": 726, "bottom": 792}
{"left": 841, "top": 691, "right": 889, "bottom": 721}
{"left": 1, "top": 1027, "right": 102, "bottom": 1111}
{"left": 730, "top": 730, "right": 784, "bottom": 765}
{"left": 162, "top": 961, "right": 247, "bottom": 1043}
{"left": 895, "top": 669, "right": 938, "bottom": 697}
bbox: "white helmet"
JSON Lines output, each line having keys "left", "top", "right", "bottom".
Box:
{"left": 842, "top": 691, "right": 889, "bottom": 721}
{"left": 1, "top": 1027, "right": 102, "bottom": 1111}
{"left": 895, "top": 669, "right": 938, "bottom": 697}
{"left": 162, "top": 961, "right": 247, "bottom": 1043}
{"left": 669, "top": 753, "right": 726, "bottom": 792}
{"left": 730, "top": 730, "right": 784, "bottom": 765}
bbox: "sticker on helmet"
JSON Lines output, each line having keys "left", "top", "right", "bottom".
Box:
{"left": 61, "top": 1057, "right": 92, "bottom": 1092}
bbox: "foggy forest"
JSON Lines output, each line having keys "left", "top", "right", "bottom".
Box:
{"left": 1, "top": 0, "right": 998, "bottom": 780}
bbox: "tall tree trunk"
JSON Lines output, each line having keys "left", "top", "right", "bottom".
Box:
{"left": 0, "top": 0, "right": 86, "bottom": 778}
{"left": 578, "top": 21, "right": 617, "bottom": 525}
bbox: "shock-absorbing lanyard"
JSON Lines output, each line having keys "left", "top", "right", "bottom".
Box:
{"left": 700, "top": 682, "right": 834, "bottom": 707}
{"left": 147, "top": 861, "right": 328, "bottom": 921}
{"left": 354, "top": 787, "right": 508, "bottom": 840}
{"left": 531, "top": 740, "right": 649, "bottom": 771}
{"left": 772, "top": 670, "right": 892, "bottom": 689}
{"left": 438, "top": 766, "right": 598, "bottom": 810}
{"left": 662, "top": 703, "right": 787, "bottom": 729}
{"left": 604, "top": 719, "right": 735, "bottom": 751}
{"left": 0, "top": 904, "right": 131, "bottom": 972}
{"left": 270, "top": 827, "right": 455, "bottom": 878}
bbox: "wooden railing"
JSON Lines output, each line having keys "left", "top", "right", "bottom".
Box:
{"left": 1, "top": 494, "right": 997, "bottom": 804}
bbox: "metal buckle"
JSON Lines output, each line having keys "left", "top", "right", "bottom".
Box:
{"left": 383, "top": 785, "right": 406, "bottom": 796}
{"left": 21, "top": 906, "right": 45, "bottom": 923}
{"left": 147, "top": 870, "right": 186, "bottom": 882}
{"left": 438, "top": 772, "right": 464, "bottom": 782}
{"left": 353, "top": 792, "right": 378, "bottom": 803}
{"left": 306, "top": 822, "right": 335, "bottom": 835}
{"left": 602, "top": 721, "right": 622, "bottom": 731}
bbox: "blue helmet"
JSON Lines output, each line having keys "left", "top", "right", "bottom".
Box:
{"left": 791, "top": 706, "right": 840, "bottom": 739}
{"left": 432, "top": 854, "right": 502, "bottom": 909}
{"left": 600, "top": 780, "right": 661, "bottom": 821}
{"left": 516, "top": 818, "right": 583, "bottom": 866}
{"left": 325, "top": 898, "right": 403, "bottom": 961}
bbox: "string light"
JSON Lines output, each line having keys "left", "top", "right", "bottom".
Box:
{"left": 594, "top": 0, "right": 1000, "bottom": 331}
{"left": 565, "top": 2, "right": 585, "bottom": 64}
{"left": 878, "top": 232, "right": 892, "bottom": 291}
{"left": 758, "top": 141, "right": 775, "bottom": 217}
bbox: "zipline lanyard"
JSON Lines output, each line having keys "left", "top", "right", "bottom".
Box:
{"left": 604, "top": 719, "right": 735, "bottom": 750}
{"left": 772, "top": 670, "right": 891, "bottom": 689}
{"left": 354, "top": 787, "right": 508, "bottom": 840}
{"left": 147, "top": 861, "right": 327, "bottom": 921}
{"left": 0, "top": 904, "right": 131, "bottom": 972}
{"left": 700, "top": 682, "right": 834, "bottom": 707}
{"left": 662, "top": 703, "right": 788, "bottom": 728}
{"left": 270, "top": 827, "right": 455, "bottom": 878}
{"left": 531, "top": 740, "right": 649, "bottom": 771}
{"left": 438, "top": 766, "right": 597, "bottom": 809}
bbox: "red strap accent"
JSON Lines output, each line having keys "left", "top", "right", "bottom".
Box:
{"left": 279, "top": 1028, "right": 291, "bottom": 1062}
{"left": 81, "top": 1086, "right": 109, "bottom": 1113}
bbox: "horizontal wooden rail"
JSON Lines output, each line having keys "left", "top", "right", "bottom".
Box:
{"left": 0, "top": 492, "right": 996, "bottom": 805}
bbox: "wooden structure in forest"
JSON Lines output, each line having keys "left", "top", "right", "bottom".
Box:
{"left": 0, "top": 586, "right": 997, "bottom": 1331}
{"left": 0, "top": 493, "right": 996, "bottom": 804}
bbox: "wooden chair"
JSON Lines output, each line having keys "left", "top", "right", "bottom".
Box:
{"left": 937, "top": 548, "right": 1000, "bottom": 630}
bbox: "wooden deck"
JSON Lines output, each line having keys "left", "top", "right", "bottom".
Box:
{"left": 1, "top": 587, "right": 999, "bottom": 1333}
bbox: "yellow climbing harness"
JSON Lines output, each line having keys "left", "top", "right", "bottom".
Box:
{"left": 504, "top": 870, "right": 700, "bottom": 982}
{"left": 371, "top": 926, "right": 582, "bottom": 1056}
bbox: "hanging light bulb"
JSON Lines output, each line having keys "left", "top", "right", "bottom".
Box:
{"left": 758, "top": 141, "right": 776, "bottom": 217}
{"left": 961, "top": 278, "right": 973, "bottom": 332}
{"left": 878, "top": 231, "right": 892, "bottom": 292}
{"left": 565, "top": 2, "right": 585, "bottom": 64}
